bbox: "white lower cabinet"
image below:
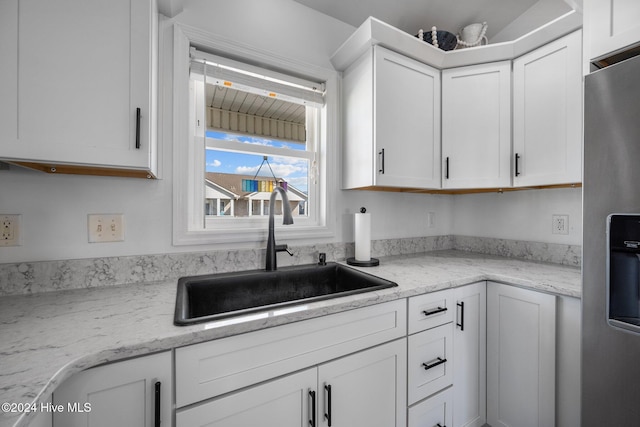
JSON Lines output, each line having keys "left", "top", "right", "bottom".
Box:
{"left": 452, "top": 282, "right": 487, "bottom": 427}
{"left": 408, "top": 323, "right": 453, "bottom": 405}
{"left": 176, "top": 368, "right": 317, "bottom": 427}
{"left": 52, "top": 351, "right": 172, "bottom": 427}
{"left": 486, "top": 281, "right": 556, "bottom": 427}
{"left": 176, "top": 338, "right": 407, "bottom": 427}
{"left": 408, "top": 388, "right": 453, "bottom": 427}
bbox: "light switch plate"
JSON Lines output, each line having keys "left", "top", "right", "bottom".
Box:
{"left": 88, "top": 214, "right": 124, "bottom": 243}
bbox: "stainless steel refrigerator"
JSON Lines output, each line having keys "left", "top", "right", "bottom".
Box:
{"left": 583, "top": 53, "right": 640, "bottom": 425}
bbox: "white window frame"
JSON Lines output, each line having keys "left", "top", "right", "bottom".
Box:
{"left": 172, "top": 23, "right": 337, "bottom": 246}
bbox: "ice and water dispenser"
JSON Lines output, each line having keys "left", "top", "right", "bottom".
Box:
{"left": 608, "top": 214, "right": 640, "bottom": 333}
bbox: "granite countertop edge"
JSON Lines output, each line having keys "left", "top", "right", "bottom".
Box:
{"left": 0, "top": 250, "right": 581, "bottom": 427}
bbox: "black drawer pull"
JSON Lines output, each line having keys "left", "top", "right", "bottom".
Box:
{"left": 309, "top": 390, "right": 316, "bottom": 427}
{"left": 324, "top": 384, "right": 332, "bottom": 426}
{"left": 423, "top": 306, "right": 447, "bottom": 317}
{"left": 456, "top": 301, "right": 464, "bottom": 331}
{"left": 154, "top": 381, "right": 161, "bottom": 427}
{"left": 135, "top": 108, "right": 142, "bottom": 149}
{"left": 422, "top": 357, "right": 447, "bottom": 371}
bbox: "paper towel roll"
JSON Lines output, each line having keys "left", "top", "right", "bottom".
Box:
{"left": 355, "top": 212, "right": 371, "bottom": 262}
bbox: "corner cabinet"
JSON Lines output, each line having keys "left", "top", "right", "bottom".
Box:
{"left": 441, "top": 62, "right": 512, "bottom": 189}
{"left": 0, "top": 0, "right": 158, "bottom": 179}
{"left": 52, "top": 351, "right": 172, "bottom": 427}
{"left": 343, "top": 45, "right": 441, "bottom": 190}
{"left": 486, "top": 282, "right": 556, "bottom": 427}
{"left": 512, "top": 30, "right": 582, "bottom": 187}
{"left": 587, "top": 0, "right": 640, "bottom": 60}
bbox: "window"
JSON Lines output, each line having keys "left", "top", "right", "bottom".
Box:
{"left": 172, "top": 25, "right": 337, "bottom": 246}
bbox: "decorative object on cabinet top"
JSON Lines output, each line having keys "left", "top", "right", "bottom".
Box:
{"left": 331, "top": 12, "right": 582, "bottom": 71}
{"left": 457, "top": 22, "right": 489, "bottom": 48}
{"left": 417, "top": 27, "right": 458, "bottom": 51}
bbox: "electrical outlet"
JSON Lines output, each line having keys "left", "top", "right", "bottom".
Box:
{"left": 552, "top": 214, "right": 569, "bottom": 235}
{"left": 88, "top": 214, "right": 124, "bottom": 243}
{"left": 0, "top": 215, "right": 21, "bottom": 246}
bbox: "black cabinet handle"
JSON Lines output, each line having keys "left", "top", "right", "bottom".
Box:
{"left": 423, "top": 306, "right": 447, "bottom": 317}
{"left": 436, "top": 424, "right": 446, "bottom": 427}
{"left": 445, "top": 157, "right": 450, "bottom": 179}
{"left": 379, "top": 149, "right": 385, "bottom": 174}
{"left": 135, "top": 108, "right": 142, "bottom": 149}
{"left": 456, "top": 301, "right": 464, "bottom": 331}
{"left": 309, "top": 390, "right": 316, "bottom": 427}
{"left": 154, "top": 381, "right": 161, "bottom": 427}
{"left": 422, "top": 357, "right": 447, "bottom": 371}
{"left": 324, "top": 384, "right": 332, "bottom": 426}
{"left": 515, "top": 153, "right": 520, "bottom": 177}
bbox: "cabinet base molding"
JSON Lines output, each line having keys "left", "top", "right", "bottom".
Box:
{"left": 347, "top": 182, "right": 581, "bottom": 195}
{"left": 7, "top": 161, "right": 157, "bottom": 179}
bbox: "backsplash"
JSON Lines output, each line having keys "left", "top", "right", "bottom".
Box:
{"left": 0, "top": 235, "right": 580, "bottom": 296}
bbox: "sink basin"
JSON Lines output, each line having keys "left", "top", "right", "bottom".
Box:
{"left": 174, "top": 262, "right": 397, "bottom": 325}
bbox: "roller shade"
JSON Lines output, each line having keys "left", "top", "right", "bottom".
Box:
{"left": 190, "top": 49, "right": 325, "bottom": 108}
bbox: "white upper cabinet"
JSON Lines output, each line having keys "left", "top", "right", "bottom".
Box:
{"left": 442, "top": 62, "right": 512, "bottom": 189}
{"left": 343, "top": 45, "right": 441, "bottom": 190}
{"left": 587, "top": 0, "right": 640, "bottom": 60}
{"left": 0, "top": 0, "right": 157, "bottom": 178}
{"left": 512, "top": 30, "right": 582, "bottom": 187}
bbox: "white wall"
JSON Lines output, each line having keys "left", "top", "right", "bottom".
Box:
{"left": 0, "top": 0, "right": 582, "bottom": 264}
{"left": 490, "top": 0, "right": 574, "bottom": 44}
{"left": 452, "top": 187, "right": 583, "bottom": 245}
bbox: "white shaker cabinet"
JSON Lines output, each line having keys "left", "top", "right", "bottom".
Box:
{"left": 177, "top": 339, "right": 407, "bottom": 427}
{"left": 452, "top": 282, "right": 486, "bottom": 427}
{"left": 176, "top": 368, "right": 318, "bottom": 427}
{"left": 441, "top": 62, "right": 512, "bottom": 189}
{"left": 318, "top": 339, "right": 407, "bottom": 427}
{"left": 342, "top": 45, "right": 441, "bottom": 190}
{"left": 587, "top": 0, "right": 640, "bottom": 60}
{"left": 52, "top": 351, "right": 172, "bottom": 427}
{"left": 512, "top": 30, "right": 582, "bottom": 187}
{"left": 486, "top": 282, "right": 556, "bottom": 427}
{"left": 0, "top": 0, "right": 157, "bottom": 178}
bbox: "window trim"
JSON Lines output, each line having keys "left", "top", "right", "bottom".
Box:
{"left": 172, "top": 23, "right": 338, "bottom": 246}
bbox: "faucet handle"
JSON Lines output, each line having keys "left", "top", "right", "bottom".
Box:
{"left": 318, "top": 253, "right": 327, "bottom": 266}
{"left": 275, "top": 244, "right": 293, "bottom": 256}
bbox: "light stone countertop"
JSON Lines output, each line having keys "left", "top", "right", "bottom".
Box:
{"left": 0, "top": 250, "right": 581, "bottom": 427}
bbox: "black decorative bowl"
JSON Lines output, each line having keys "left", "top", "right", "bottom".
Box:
{"left": 417, "top": 30, "right": 458, "bottom": 51}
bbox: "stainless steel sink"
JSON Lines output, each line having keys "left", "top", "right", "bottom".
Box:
{"left": 174, "top": 262, "right": 397, "bottom": 325}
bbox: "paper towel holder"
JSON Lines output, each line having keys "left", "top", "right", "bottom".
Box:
{"left": 347, "top": 257, "right": 379, "bottom": 267}
{"left": 347, "top": 207, "right": 380, "bottom": 267}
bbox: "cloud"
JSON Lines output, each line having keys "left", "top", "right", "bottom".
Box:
{"left": 207, "top": 159, "right": 222, "bottom": 168}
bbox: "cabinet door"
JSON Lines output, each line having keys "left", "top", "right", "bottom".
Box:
{"left": 513, "top": 30, "right": 582, "bottom": 187}
{"left": 176, "top": 368, "right": 317, "bottom": 427}
{"left": 588, "top": 0, "right": 640, "bottom": 60}
{"left": 408, "top": 388, "right": 453, "bottom": 427}
{"left": 374, "top": 46, "right": 441, "bottom": 188}
{"left": 452, "top": 282, "right": 487, "bottom": 427}
{"left": 319, "top": 338, "right": 407, "bottom": 427}
{"left": 486, "top": 282, "right": 556, "bottom": 427}
{"left": 0, "top": 0, "right": 18, "bottom": 145}
{"left": 2, "top": 0, "right": 154, "bottom": 172}
{"left": 53, "top": 351, "right": 172, "bottom": 427}
{"left": 408, "top": 324, "right": 453, "bottom": 405}
{"left": 442, "top": 61, "right": 511, "bottom": 189}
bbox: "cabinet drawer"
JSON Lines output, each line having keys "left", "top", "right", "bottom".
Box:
{"left": 408, "top": 289, "right": 454, "bottom": 334}
{"left": 175, "top": 300, "right": 406, "bottom": 407}
{"left": 408, "top": 388, "right": 453, "bottom": 427}
{"left": 408, "top": 323, "right": 453, "bottom": 405}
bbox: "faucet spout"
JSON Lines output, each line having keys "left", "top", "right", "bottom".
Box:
{"left": 265, "top": 186, "right": 294, "bottom": 271}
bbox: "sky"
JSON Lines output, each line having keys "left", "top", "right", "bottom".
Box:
{"left": 205, "top": 131, "right": 309, "bottom": 193}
